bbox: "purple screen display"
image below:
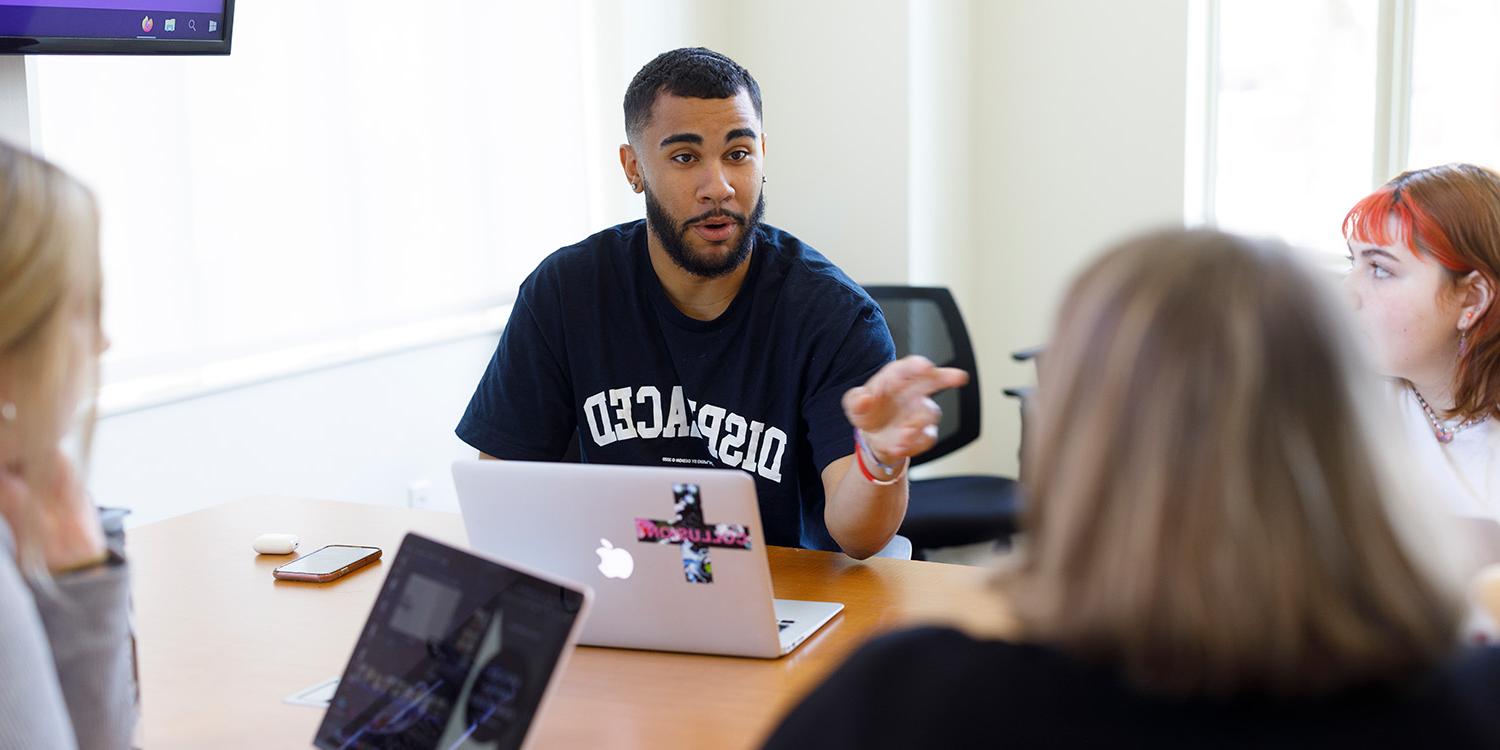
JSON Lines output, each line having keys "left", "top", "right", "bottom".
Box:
{"left": 0, "top": 1, "right": 227, "bottom": 41}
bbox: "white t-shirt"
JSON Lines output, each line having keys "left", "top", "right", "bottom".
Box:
{"left": 1388, "top": 381, "right": 1500, "bottom": 519}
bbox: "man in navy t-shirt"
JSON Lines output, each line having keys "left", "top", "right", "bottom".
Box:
{"left": 457, "top": 47, "right": 966, "bottom": 558}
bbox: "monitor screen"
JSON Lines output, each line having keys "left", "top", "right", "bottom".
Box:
{"left": 0, "top": 0, "right": 233, "bottom": 54}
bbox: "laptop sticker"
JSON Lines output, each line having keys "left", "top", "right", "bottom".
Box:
{"left": 634, "top": 483, "right": 752, "bottom": 584}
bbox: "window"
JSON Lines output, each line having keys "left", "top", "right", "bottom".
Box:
{"left": 1407, "top": 0, "right": 1500, "bottom": 169}
{"left": 1198, "top": 0, "right": 1500, "bottom": 260}
{"left": 29, "top": 1, "right": 597, "bottom": 408}
{"left": 1208, "top": 0, "right": 1378, "bottom": 258}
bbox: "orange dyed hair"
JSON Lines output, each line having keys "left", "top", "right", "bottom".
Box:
{"left": 1343, "top": 163, "right": 1500, "bottom": 421}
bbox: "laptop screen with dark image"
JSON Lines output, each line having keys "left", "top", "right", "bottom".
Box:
{"left": 314, "top": 533, "right": 586, "bottom": 750}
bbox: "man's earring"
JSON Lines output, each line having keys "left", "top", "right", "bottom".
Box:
{"left": 631, "top": 180, "right": 642, "bottom": 193}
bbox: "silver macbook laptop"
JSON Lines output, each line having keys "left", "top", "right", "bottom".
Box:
{"left": 452, "top": 460, "right": 843, "bottom": 659}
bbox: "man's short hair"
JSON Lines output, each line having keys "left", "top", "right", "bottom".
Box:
{"left": 623, "top": 47, "right": 762, "bottom": 142}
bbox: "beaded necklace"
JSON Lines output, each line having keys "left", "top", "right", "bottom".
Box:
{"left": 1412, "top": 389, "right": 1488, "bottom": 444}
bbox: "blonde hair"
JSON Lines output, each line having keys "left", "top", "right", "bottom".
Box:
{"left": 0, "top": 141, "right": 102, "bottom": 575}
{"left": 1001, "top": 228, "right": 1463, "bottom": 697}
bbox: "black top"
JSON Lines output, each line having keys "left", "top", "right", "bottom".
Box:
{"left": 763, "top": 627, "right": 1500, "bottom": 749}
{"left": 457, "top": 220, "right": 895, "bottom": 551}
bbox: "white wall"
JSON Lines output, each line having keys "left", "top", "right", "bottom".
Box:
{"left": 93, "top": 332, "right": 498, "bottom": 526}
{"left": 907, "top": 0, "right": 983, "bottom": 476}
{"left": 711, "top": 0, "right": 912, "bottom": 287}
{"left": 967, "top": 0, "right": 1192, "bottom": 476}
{"left": 908, "top": 0, "right": 976, "bottom": 301}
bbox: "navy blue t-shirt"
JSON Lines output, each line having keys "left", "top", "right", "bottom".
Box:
{"left": 457, "top": 220, "right": 896, "bottom": 551}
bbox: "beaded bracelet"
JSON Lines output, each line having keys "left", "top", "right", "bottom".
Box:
{"left": 854, "top": 427, "right": 907, "bottom": 485}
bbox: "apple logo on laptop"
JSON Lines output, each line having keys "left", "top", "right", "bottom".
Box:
{"left": 596, "top": 538, "right": 634, "bottom": 580}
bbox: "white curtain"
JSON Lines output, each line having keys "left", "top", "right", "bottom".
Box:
{"left": 31, "top": 0, "right": 623, "bottom": 398}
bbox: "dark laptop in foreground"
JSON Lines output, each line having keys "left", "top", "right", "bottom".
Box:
{"left": 314, "top": 533, "right": 592, "bottom": 750}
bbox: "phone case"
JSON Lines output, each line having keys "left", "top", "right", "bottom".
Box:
{"left": 272, "top": 545, "right": 382, "bottom": 582}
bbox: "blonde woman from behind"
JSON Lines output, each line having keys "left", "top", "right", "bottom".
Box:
{"left": 0, "top": 141, "right": 133, "bottom": 749}
{"left": 764, "top": 228, "right": 1500, "bottom": 749}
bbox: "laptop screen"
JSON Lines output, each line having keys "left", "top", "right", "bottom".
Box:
{"left": 314, "top": 533, "right": 587, "bottom": 750}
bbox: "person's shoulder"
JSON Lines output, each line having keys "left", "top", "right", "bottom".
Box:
{"left": 528, "top": 220, "right": 644, "bottom": 283}
{"left": 519, "top": 220, "right": 644, "bottom": 305}
{"left": 844, "top": 625, "right": 1028, "bottom": 679}
{"left": 777, "top": 627, "right": 1041, "bottom": 745}
{"left": 757, "top": 225, "right": 876, "bottom": 311}
{"left": 1384, "top": 647, "right": 1500, "bottom": 744}
{"left": 1444, "top": 644, "right": 1500, "bottom": 693}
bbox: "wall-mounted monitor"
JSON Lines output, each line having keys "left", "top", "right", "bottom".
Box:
{"left": 0, "top": 0, "right": 233, "bottom": 54}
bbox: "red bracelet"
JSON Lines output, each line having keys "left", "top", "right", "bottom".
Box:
{"left": 853, "top": 428, "right": 905, "bottom": 485}
{"left": 854, "top": 442, "right": 880, "bottom": 482}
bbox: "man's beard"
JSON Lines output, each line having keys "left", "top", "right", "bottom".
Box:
{"left": 644, "top": 183, "right": 766, "bottom": 279}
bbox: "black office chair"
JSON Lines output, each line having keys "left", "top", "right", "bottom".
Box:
{"left": 863, "top": 286, "right": 1022, "bottom": 557}
{"left": 1002, "top": 345, "right": 1043, "bottom": 485}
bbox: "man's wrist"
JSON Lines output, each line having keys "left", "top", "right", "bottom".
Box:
{"left": 854, "top": 428, "right": 908, "bottom": 485}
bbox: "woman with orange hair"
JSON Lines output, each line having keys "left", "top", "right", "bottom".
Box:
{"left": 1343, "top": 163, "right": 1500, "bottom": 517}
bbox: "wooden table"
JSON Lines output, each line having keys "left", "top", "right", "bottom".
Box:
{"left": 127, "top": 496, "right": 1011, "bottom": 749}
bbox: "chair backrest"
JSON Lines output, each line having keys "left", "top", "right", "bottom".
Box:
{"left": 862, "top": 286, "right": 981, "bottom": 467}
